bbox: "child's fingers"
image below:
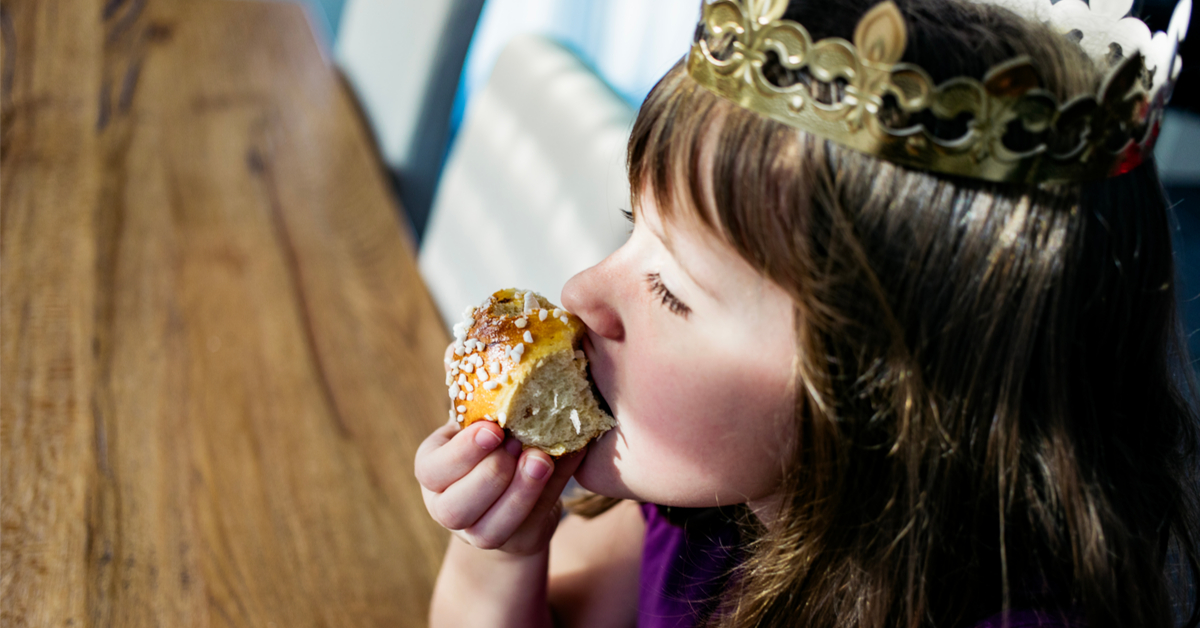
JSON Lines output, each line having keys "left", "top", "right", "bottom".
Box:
{"left": 498, "top": 446, "right": 588, "bottom": 555}
{"left": 427, "top": 438, "right": 522, "bottom": 531}
{"left": 414, "top": 419, "right": 460, "bottom": 462}
{"left": 415, "top": 421, "right": 506, "bottom": 493}
{"left": 463, "top": 448, "right": 557, "bottom": 550}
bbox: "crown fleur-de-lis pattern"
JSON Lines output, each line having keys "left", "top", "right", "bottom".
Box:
{"left": 687, "top": 0, "right": 1190, "bottom": 183}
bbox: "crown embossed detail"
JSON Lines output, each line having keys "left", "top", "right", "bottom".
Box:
{"left": 686, "top": 0, "right": 1190, "bottom": 183}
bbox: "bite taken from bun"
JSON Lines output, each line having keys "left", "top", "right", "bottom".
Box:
{"left": 446, "top": 288, "right": 616, "bottom": 456}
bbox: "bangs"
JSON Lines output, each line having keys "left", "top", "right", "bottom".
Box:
{"left": 626, "top": 61, "right": 818, "bottom": 293}
{"left": 626, "top": 60, "right": 727, "bottom": 228}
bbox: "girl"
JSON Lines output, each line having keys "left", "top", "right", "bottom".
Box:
{"left": 414, "top": 0, "right": 1200, "bottom": 626}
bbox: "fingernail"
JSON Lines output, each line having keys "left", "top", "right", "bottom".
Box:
{"left": 505, "top": 437, "right": 523, "bottom": 457}
{"left": 524, "top": 456, "right": 552, "bottom": 480}
{"left": 474, "top": 428, "right": 502, "bottom": 450}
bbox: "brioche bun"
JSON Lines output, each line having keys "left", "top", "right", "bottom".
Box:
{"left": 446, "top": 288, "right": 615, "bottom": 456}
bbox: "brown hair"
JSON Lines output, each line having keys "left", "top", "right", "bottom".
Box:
{"left": 622, "top": 0, "right": 1200, "bottom": 626}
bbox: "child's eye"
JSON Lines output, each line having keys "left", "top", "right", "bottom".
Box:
{"left": 646, "top": 273, "right": 691, "bottom": 319}
{"left": 620, "top": 208, "right": 634, "bottom": 223}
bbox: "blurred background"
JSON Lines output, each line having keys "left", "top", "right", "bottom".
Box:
{"left": 297, "top": 0, "right": 1198, "bottom": 359}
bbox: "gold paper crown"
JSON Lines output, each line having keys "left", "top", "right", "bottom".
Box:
{"left": 686, "top": 0, "right": 1192, "bottom": 183}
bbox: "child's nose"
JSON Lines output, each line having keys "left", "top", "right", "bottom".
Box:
{"left": 562, "top": 262, "right": 624, "bottom": 342}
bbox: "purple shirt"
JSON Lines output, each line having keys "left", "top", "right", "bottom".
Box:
{"left": 637, "top": 503, "right": 1084, "bottom": 628}
{"left": 637, "top": 503, "right": 741, "bottom": 628}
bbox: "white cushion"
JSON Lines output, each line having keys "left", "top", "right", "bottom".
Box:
{"left": 420, "top": 35, "right": 635, "bottom": 323}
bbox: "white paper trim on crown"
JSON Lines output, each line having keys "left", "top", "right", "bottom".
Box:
{"left": 983, "top": 0, "right": 1190, "bottom": 97}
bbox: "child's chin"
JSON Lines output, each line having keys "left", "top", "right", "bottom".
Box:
{"left": 574, "top": 430, "right": 631, "bottom": 498}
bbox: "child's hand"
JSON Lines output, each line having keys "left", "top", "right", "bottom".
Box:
{"left": 415, "top": 419, "right": 586, "bottom": 556}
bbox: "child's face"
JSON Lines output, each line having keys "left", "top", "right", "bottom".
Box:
{"left": 561, "top": 191, "right": 798, "bottom": 509}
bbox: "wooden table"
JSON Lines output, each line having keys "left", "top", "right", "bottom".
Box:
{"left": 1, "top": 0, "right": 452, "bottom": 625}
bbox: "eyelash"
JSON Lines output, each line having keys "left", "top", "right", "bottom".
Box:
{"left": 647, "top": 273, "right": 691, "bottom": 319}
{"left": 623, "top": 208, "right": 691, "bottom": 318}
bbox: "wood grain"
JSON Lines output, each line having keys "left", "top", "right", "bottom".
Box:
{"left": 1, "top": 1, "right": 452, "bottom": 625}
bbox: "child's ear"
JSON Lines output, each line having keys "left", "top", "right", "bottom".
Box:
{"left": 854, "top": 1, "right": 908, "bottom": 65}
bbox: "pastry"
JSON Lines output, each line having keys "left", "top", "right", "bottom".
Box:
{"left": 446, "top": 288, "right": 616, "bottom": 456}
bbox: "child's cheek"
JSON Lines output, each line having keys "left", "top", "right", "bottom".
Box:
{"left": 613, "top": 345, "right": 792, "bottom": 502}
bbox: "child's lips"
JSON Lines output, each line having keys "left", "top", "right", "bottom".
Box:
{"left": 581, "top": 333, "right": 616, "bottom": 421}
